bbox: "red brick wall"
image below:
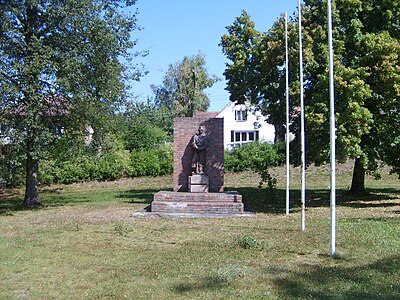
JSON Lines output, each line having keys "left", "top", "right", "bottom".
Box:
{"left": 173, "top": 113, "right": 224, "bottom": 192}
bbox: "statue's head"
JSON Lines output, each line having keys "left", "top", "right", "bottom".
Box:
{"left": 198, "top": 126, "right": 204, "bottom": 134}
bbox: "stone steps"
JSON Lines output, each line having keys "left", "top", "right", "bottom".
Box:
{"left": 151, "top": 191, "right": 244, "bottom": 214}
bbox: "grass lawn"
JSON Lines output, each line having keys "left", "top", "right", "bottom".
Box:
{"left": 0, "top": 163, "right": 399, "bottom": 299}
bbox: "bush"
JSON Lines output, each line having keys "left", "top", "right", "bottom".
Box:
{"left": 0, "top": 144, "right": 25, "bottom": 187}
{"left": 130, "top": 150, "right": 160, "bottom": 177}
{"left": 130, "top": 144, "right": 173, "bottom": 177}
{"left": 225, "top": 142, "right": 285, "bottom": 188}
{"left": 157, "top": 144, "right": 173, "bottom": 175}
{"left": 95, "top": 149, "right": 132, "bottom": 181}
{"left": 39, "top": 133, "right": 132, "bottom": 184}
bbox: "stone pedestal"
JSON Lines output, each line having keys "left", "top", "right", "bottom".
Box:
{"left": 151, "top": 191, "right": 244, "bottom": 214}
{"left": 189, "top": 175, "right": 209, "bottom": 193}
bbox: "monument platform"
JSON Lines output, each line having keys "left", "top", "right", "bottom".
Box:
{"left": 151, "top": 191, "right": 244, "bottom": 214}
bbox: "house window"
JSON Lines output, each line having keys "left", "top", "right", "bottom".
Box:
{"left": 235, "top": 132, "right": 241, "bottom": 142}
{"left": 230, "top": 130, "right": 259, "bottom": 148}
{"left": 249, "top": 132, "right": 255, "bottom": 141}
{"left": 235, "top": 110, "right": 247, "bottom": 121}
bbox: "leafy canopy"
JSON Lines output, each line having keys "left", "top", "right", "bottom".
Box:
{"left": 0, "top": 0, "right": 145, "bottom": 204}
{"left": 220, "top": 1, "right": 400, "bottom": 189}
{"left": 151, "top": 53, "right": 219, "bottom": 117}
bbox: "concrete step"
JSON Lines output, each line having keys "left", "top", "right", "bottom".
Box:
{"left": 153, "top": 191, "right": 242, "bottom": 203}
{"left": 151, "top": 200, "right": 244, "bottom": 214}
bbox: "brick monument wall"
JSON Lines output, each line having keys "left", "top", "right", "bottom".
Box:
{"left": 173, "top": 112, "right": 224, "bottom": 193}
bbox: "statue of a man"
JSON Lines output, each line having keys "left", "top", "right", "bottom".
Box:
{"left": 191, "top": 126, "right": 208, "bottom": 174}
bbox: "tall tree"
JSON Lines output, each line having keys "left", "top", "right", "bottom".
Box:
{"left": 301, "top": 0, "right": 400, "bottom": 193}
{"left": 220, "top": 11, "right": 299, "bottom": 143}
{"left": 220, "top": 2, "right": 400, "bottom": 193}
{"left": 0, "top": 0, "right": 145, "bottom": 207}
{"left": 152, "top": 53, "right": 219, "bottom": 117}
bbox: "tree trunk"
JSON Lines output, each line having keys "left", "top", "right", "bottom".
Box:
{"left": 274, "top": 123, "right": 285, "bottom": 143}
{"left": 350, "top": 157, "right": 365, "bottom": 194}
{"left": 23, "top": 141, "right": 41, "bottom": 207}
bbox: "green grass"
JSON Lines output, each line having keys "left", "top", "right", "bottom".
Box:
{"left": 0, "top": 164, "right": 399, "bottom": 299}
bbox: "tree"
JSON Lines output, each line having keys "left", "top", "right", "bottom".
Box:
{"left": 301, "top": 0, "right": 400, "bottom": 193}
{"left": 220, "top": 2, "right": 400, "bottom": 194}
{"left": 152, "top": 53, "right": 219, "bottom": 117}
{"left": 0, "top": 0, "right": 145, "bottom": 207}
{"left": 120, "top": 100, "right": 171, "bottom": 151}
{"left": 220, "top": 11, "right": 299, "bottom": 143}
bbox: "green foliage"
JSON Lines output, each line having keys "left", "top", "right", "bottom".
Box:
{"left": 38, "top": 133, "right": 173, "bottom": 184}
{"left": 39, "top": 133, "right": 132, "bottom": 184}
{"left": 0, "top": 144, "right": 25, "bottom": 188}
{"left": 220, "top": 11, "right": 262, "bottom": 105}
{"left": 130, "top": 145, "right": 173, "bottom": 177}
{"left": 0, "top": 0, "right": 145, "bottom": 205}
{"left": 220, "top": 11, "right": 296, "bottom": 141}
{"left": 220, "top": 2, "right": 400, "bottom": 191}
{"left": 152, "top": 53, "right": 220, "bottom": 117}
{"left": 225, "top": 142, "right": 285, "bottom": 188}
{"left": 121, "top": 101, "right": 171, "bottom": 151}
{"left": 96, "top": 149, "right": 132, "bottom": 181}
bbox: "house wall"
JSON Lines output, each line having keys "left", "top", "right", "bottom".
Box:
{"left": 216, "top": 102, "right": 275, "bottom": 150}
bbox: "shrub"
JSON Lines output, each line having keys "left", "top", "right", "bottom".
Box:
{"left": 39, "top": 133, "right": 132, "bottom": 184}
{"left": 129, "top": 144, "right": 173, "bottom": 177}
{"left": 0, "top": 144, "right": 25, "bottom": 187}
{"left": 95, "top": 149, "right": 132, "bottom": 181}
{"left": 236, "top": 235, "right": 259, "bottom": 249}
{"left": 38, "top": 133, "right": 173, "bottom": 184}
{"left": 225, "top": 141, "right": 285, "bottom": 188}
{"left": 157, "top": 144, "right": 173, "bottom": 175}
{"left": 130, "top": 150, "right": 159, "bottom": 177}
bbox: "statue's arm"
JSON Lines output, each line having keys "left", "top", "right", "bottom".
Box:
{"left": 191, "top": 135, "right": 198, "bottom": 149}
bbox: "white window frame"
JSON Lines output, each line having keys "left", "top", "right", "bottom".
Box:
{"left": 234, "top": 110, "right": 247, "bottom": 121}
{"left": 229, "top": 130, "right": 259, "bottom": 148}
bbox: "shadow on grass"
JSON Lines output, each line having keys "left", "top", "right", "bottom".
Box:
{"left": 226, "top": 186, "right": 400, "bottom": 214}
{"left": 272, "top": 255, "right": 400, "bottom": 299}
{"left": 0, "top": 197, "right": 24, "bottom": 215}
{"left": 172, "top": 277, "right": 230, "bottom": 293}
{"left": 118, "top": 188, "right": 171, "bottom": 204}
{"left": 172, "top": 270, "right": 240, "bottom": 293}
{"left": 0, "top": 193, "right": 91, "bottom": 216}
{"left": 0, "top": 187, "right": 165, "bottom": 215}
{"left": 2, "top": 184, "right": 398, "bottom": 216}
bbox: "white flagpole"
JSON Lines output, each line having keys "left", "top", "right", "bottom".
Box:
{"left": 285, "top": 12, "right": 290, "bottom": 216}
{"left": 298, "top": 0, "right": 306, "bottom": 231}
{"left": 327, "top": 0, "right": 336, "bottom": 257}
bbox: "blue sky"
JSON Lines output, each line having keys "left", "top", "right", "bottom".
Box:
{"left": 131, "top": 0, "right": 299, "bottom": 112}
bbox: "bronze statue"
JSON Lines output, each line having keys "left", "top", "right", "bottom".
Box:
{"left": 191, "top": 126, "right": 208, "bottom": 174}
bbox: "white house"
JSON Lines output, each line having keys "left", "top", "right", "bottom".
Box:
{"left": 216, "top": 101, "right": 275, "bottom": 150}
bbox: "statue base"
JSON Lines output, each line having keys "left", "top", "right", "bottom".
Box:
{"left": 151, "top": 191, "right": 244, "bottom": 214}
{"left": 188, "top": 174, "right": 209, "bottom": 193}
